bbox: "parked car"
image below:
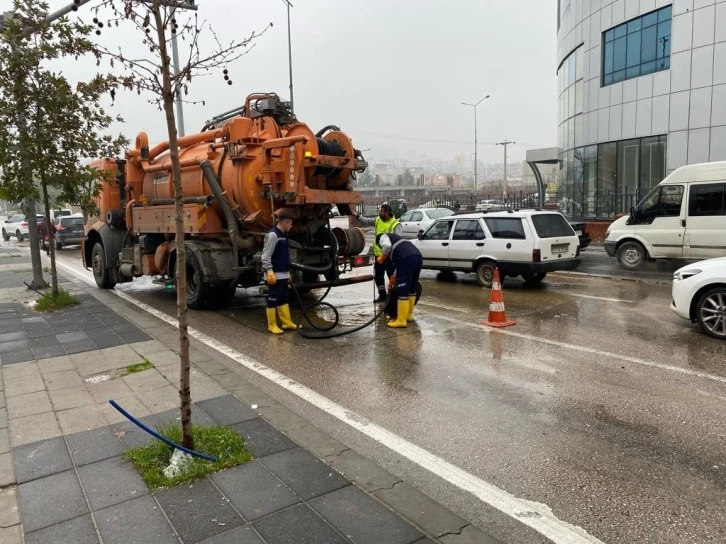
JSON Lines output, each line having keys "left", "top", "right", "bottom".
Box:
{"left": 568, "top": 221, "right": 591, "bottom": 250}
{"left": 413, "top": 210, "right": 581, "bottom": 287}
{"left": 475, "top": 199, "right": 507, "bottom": 211}
{"left": 671, "top": 257, "right": 726, "bottom": 340}
{"left": 2, "top": 214, "right": 43, "bottom": 242}
{"left": 398, "top": 208, "right": 454, "bottom": 239}
{"left": 604, "top": 161, "right": 726, "bottom": 270}
{"left": 46, "top": 214, "right": 85, "bottom": 250}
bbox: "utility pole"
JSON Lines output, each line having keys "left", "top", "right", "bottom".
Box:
{"left": 281, "top": 0, "right": 294, "bottom": 113}
{"left": 497, "top": 140, "right": 515, "bottom": 198}
{"left": 461, "top": 95, "right": 490, "bottom": 194}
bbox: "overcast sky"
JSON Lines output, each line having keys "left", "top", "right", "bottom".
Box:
{"left": 5, "top": 0, "right": 557, "bottom": 166}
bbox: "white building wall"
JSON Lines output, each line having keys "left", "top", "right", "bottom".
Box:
{"left": 557, "top": 0, "right": 726, "bottom": 174}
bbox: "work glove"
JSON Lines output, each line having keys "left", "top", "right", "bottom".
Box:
{"left": 376, "top": 255, "right": 387, "bottom": 265}
{"left": 388, "top": 275, "right": 396, "bottom": 291}
{"left": 266, "top": 270, "right": 276, "bottom": 285}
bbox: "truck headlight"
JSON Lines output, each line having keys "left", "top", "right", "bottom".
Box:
{"left": 673, "top": 269, "right": 701, "bottom": 281}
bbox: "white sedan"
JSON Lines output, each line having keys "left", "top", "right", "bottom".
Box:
{"left": 671, "top": 257, "right": 726, "bottom": 340}
{"left": 398, "top": 208, "right": 454, "bottom": 239}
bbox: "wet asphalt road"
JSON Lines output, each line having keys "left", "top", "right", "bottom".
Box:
{"left": 37, "top": 243, "right": 726, "bottom": 544}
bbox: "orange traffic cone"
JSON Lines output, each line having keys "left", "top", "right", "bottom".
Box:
{"left": 480, "top": 268, "right": 516, "bottom": 328}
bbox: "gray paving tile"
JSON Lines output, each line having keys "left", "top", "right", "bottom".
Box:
{"left": 29, "top": 335, "right": 61, "bottom": 348}
{"left": 63, "top": 340, "right": 97, "bottom": 355}
{"left": 196, "top": 525, "right": 265, "bottom": 544}
{"left": 259, "top": 447, "right": 350, "bottom": 501}
{"left": 374, "top": 482, "right": 468, "bottom": 538}
{"left": 24, "top": 326, "right": 54, "bottom": 339}
{"left": 56, "top": 331, "right": 89, "bottom": 344}
{"left": 50, "top": 324, "right": 81, "bottom": 334}
{"left": 310, "top": 485, "right": 424, "bottom": 544}
{"left": 118, "top": 331, "right": 151, "bottom": 343}
{"left": 21, "top": 317, "right": 45, "bottom": 324}
{"left": 66, "top": 426, "right": 124, "bottom": 467}
{"left": 33, "top": 345, "right": 67, "bottom": 359}
{"left": 0, "top": 349, "right": 34, "bottom": 365}
{"left": 90, "top": 334, "right": 125, "bottom": 349}
{"left": 155, "top": 477, "right": 245, "bottom": 543}
{"left": 439, "top": 525, "right": 503, "bottom": 544}
{"left": 12, "top": 437, "right": 73, "bottom": 483}
{"left": 253, "top": 503, "right": 347, "bottom": 544}
{"left": 0, "top": 340, "right": 30, "bottom": 353}
{"left": 17, "top": 470, "right": 88, "bottom": 533}
{"left": 0, "top": 331, "right": 25, "bottom": 342}
{"left": 77, "top": 456, "right": 149, "bottom": 510}
{"left": 197, "top": 394, "right": 258, "bottom": 426}
{"left": 95, "top": 495, "right": 177, "bottom": 544}
{"left": 211, "top": 461, "right": 299, "bottom": 521}
{"left": 112, "top": 415, "right": 161, "bottom": 449}
{"left": 24, "top": 514, "right": 99, "bottom": 544}
{"left": 232, "top": 418, "right": 297, "bottom": 459}
{"left": 0, "top": 322, "right": 23, "bottom": 333}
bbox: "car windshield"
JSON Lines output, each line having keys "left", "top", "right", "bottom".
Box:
{"left": 63, "top": 217, "right": 84, "bottom": 227}
{"left": 531, "top": 214, "right": 575, "bottom": 238}
{"left": 427, "top": 209, "right": 453, "bottom": 219}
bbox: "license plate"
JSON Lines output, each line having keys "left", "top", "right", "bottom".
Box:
{"left": 575, "top": 230, "right": 582, "bottom": 236}
{"left": 551, "top": 244, "right": 569, "bottom": 254}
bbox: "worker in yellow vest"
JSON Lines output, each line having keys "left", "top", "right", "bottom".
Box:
{"left": 354, "top": 204, "right": 402, "bottom": 301}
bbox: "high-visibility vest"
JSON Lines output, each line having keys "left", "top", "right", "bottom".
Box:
{"left": 373, "top": 217, "right": 400, "bottom": 256}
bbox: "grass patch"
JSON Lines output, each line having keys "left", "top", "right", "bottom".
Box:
{"left": 35, "top": 288, "right": 79, "bottom": 312}
{"left": 43, "top": 266, "right": 51, "bottom": 273}
{"left": 118, "top": 359, "right": 154, "bottom": 377}
{"left": 124, "top": 422, "right": 251, "bottom": 490}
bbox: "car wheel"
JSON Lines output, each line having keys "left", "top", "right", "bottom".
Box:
{"left": 696, "top": 287, "right": 726, "bottom": 340}
{"left": 54, "top": 239, "right": 62, "bottom": 251}
{"left": 2, "top": 229, "right": 9, "bottom": 241}
{"left": 616, "top": 241, "right": 646, "bottom": 271}
{"left": 476, "top": 260, "right": 497, "bottom": 288}
{"left": 91, "top": 242, "right": 116, "bottom": 289}
{"left": 522, "top": 272, "right": 547, "bottom": 285}
{"left": 15, "top": 230, "right": 23, "bottom": 242}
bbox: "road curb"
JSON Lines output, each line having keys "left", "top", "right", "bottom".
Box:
{"left": 552, "top": 270, "right": 672, "bottom": 286}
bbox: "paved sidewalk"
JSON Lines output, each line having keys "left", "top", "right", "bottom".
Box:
{"left": 0, "top": 250, "right": 499, "bottom": 544}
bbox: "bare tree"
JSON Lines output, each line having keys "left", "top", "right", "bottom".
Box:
{"left": 90, "top": 0, "right": 270, "bottom": 448}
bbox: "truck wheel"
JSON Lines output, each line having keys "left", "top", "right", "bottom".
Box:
{"left": 522, "top": 272, "right": 547, "bottom": 285}
{"left": 616, "top": 241, "right": 646, "bottom": 271}
{"left": 184, "top": 250, "right": 208, "bottom": 310}
{"left": 475, "top": 260, "right": 497, "bottom": 288}
{"left": 696, "top": 287, "right": 726, "bottom": 340}
{"left": 91, "top": 242, "right": 116, "bottom": 289}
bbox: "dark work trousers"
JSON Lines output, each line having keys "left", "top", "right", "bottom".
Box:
{"left": 267, "top": 281, "right": 289, "bottom": 308}
{"left": 374, "top": 260, "right": 395, "bottom": 294}
{"left": 394, "top": 254, "right": 423, "bottom": 301}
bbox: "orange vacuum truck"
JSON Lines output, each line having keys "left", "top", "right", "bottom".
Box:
{"left": 81, "top": 93, "right": 372, "bottom": 309}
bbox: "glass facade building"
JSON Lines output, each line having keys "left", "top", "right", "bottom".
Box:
{"left": 556, "top": 1, "right": 726, "bottom": 220}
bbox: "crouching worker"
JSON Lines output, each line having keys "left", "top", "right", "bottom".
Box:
{"left": 262, "top": 211, "right": 300, "bottom": 335}
{"left": 377, "top": 232, "right": 423, "bottom": 328}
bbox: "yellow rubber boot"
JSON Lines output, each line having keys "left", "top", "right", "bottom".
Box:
{"left": 266, "top": 308, "right": 283, "bottom": 335}
{"left": 277, "top": 304, "right": 299, "bottom": 330}
{"left": 387, "top": 299, "right": 409, "bottom": 328}
{"left": 407, "top": 299, "right": 415, "bottom": 322}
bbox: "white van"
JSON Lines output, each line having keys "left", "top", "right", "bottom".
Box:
{"left": 604, "top": 161, "right": 726, "bottom": 270}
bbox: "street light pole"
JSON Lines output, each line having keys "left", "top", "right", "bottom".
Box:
{"left": 281, "top": 0, "right": 294, "bottom": 113}
{"left": 461, "top": 95, "right": 490, "bottom": 193}
{"left": 496, "top": 140, "right": 515, "bottom": 198}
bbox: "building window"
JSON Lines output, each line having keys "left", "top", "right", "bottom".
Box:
{"left": 602, "top": 5, "right": 672, "bottom": 87}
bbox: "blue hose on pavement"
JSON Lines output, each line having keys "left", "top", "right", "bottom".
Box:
{"left": 109, "top": 399, "right": 218, "bottom": 462}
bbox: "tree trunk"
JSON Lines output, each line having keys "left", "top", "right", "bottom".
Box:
{"left": 25, "top": 198, "right": 48, "bottom": 290}
{"left": 153, "top": 2, "right": 193, "bottom": 449}
{"left": 40, "top": 175, "right": 58, "bottom": 297}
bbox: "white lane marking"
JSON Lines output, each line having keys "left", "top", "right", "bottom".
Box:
{"left": 54, "top": 259, "right": 605, "bottom": 544}
{"left": 563, "top": 293, "right": 632, "bottom": 303}
{"left": 426, "top": 312, "right": 726, "bottom": 386}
